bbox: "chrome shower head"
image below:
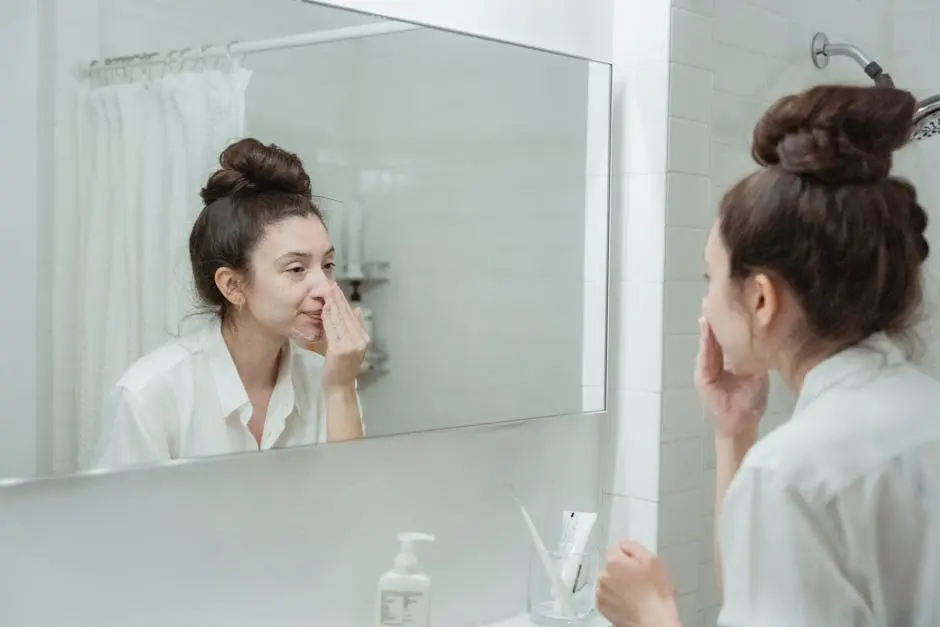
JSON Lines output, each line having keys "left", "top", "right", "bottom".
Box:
{"left": 811, "top": 32, "right": 940, "bottom": 142}
{"left": 912, "top": 94, "right": 940, "bottom": 141}
{"left": 811, "top": 33, "right": 894, "bottom": 87}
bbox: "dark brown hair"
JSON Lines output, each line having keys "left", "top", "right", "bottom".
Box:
{"left": 189, "top": 138, "right": 323, "bottom": 321}
{"left": 719, "top": 85, "right": 929, "bottom": 347}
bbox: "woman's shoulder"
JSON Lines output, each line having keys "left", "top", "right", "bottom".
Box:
{"left": 115, "top": 330, "right": 211, "bottom": 395}
{"left": 741, "top": 373, "right": 940, "bottom": 503}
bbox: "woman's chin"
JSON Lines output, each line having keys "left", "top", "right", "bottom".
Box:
{"left": 292, "top": 324, "right": 323, "bottom": 343}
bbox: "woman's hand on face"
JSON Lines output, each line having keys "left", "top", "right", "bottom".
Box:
{"left": 314, "top": 282, "right": 370, "bottom": 392}
{"left": 596, "top": 541, "right": 680, "bottom": 627}
{"left": 696, "top": 315, "right": 768, "bottom": 438}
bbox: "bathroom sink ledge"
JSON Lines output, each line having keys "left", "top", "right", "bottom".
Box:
{"left": 482, "top": 613, "right": 610, "bottom": 627}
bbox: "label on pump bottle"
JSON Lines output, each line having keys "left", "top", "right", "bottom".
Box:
{"left": 378, "top": 589, "right": 429, "bottom": 626}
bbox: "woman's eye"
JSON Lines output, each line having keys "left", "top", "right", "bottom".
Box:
{"left": 323, "top": 262, "right": 336, "bottom": 273}
{"left": 288, "top": 266, "right": 306, "bottom": 274}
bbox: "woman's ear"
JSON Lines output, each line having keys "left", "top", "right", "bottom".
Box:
{"left": 750, "top": 272, "right": 778, "bottom": 332}
{"left": 214, "top": 267, "right": 245, "bottom": 309}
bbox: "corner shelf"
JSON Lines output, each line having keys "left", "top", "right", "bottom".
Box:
{"left": 358, "top": 346, "right": 389, "bottom": 383}
{"left": 335, "top": 261, "right": 390, "bottom": 284}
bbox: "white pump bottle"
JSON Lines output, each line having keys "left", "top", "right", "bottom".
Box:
{"left": 376, "top": 532, "right": 435, "bottom": 627}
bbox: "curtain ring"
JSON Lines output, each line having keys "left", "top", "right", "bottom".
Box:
{"left": 226, "top": 41, "right": 241, "bottom": 71}
{"left": 176, "top": 47, "right": 191, "bottom": 72}
{"left": 163, "top": 49, "right": 180, "bottom": 77}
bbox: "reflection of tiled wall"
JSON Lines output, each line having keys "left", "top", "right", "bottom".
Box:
{"left": 339, "top": 31, "right": 590, "bottom": 435}
{"left": 94, "top": 0, "right": 591, "bottom": 436}
{"left": 604, "top": 1, "right": 894, "bottom": 625}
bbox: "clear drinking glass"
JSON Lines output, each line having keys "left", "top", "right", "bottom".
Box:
{"left": 527, "top": 548, "right": 599, "bottom": 626}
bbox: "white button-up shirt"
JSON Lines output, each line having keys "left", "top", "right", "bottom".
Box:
{"left": 718, "top": 334, "right": 940, "bottom": 626}
{"left": 93, "top": 321, "right": 355, "bottom": 470}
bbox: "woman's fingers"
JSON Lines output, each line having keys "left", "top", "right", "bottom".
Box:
{"left": 323, "top": 284, "right": 369, "bottom": 349}
{"left": 696, "top": 317, "right": 722, "bottom": 387}
{"left": 333, "top": 284, "right": 370, "bottom": 344}
{"left": 705, "top": 321, "right": 725, "bottom": 375}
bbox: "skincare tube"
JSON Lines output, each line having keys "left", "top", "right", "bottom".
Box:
{"left": 556, "top": 511, "right": 598, "bottom": 593}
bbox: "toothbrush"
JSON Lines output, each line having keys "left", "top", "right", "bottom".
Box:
{"left": 506, "top": 484, "right": 574, "bottom": 617}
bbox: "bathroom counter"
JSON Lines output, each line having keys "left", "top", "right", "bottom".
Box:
{"left": 483, "top": 614, "right": 610, "bottom": 627}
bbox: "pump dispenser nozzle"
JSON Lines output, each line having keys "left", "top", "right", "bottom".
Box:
{"left": 393, "top": 532, "right": 435, "bottom": 574}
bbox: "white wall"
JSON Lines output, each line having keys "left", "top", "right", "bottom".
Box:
{"left": 0, "top": 414, "right": 604, "bottom": 627}
{"left": 0, "top": 0, "right": 41, "bottom": 477}
{"left": 0, "top": 2, "right": 615, "bottom": 626}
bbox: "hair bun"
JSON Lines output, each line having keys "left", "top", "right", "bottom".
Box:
{"left": 200, "top": 138, "right": 312, "bottom": 205}
{"left": 751, "top": 85, "right": 916, "bottom": 184}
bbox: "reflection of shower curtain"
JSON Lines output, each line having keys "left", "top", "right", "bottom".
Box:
{"left": 51, "top": 66, "right": 252, "bottom": 472}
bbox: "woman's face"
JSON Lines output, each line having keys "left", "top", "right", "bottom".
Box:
{"left": 238, "top": 215, "right": 334, "bottom": 341}
{"left": 703, "top": 222, "right": 765, "bottom": 374}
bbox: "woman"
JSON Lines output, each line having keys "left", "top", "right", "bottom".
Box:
{"left": 597, "top": 85, "right": 940, "bottom": 626}
{"left": 93, "top": 138, "right": 368, "bottom": 469}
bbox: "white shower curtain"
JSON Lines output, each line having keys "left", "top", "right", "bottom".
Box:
{"left": 51, "top": 65, "right": 252, "bottom": 472}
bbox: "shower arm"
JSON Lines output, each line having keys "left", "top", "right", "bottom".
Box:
{"left": 811, "top": 32, "right": 895, "bottom": 88}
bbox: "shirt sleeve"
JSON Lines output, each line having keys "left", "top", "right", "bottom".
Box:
{"left": 717, "top": 467, "right": 875, "bottom": 627}
{"left": 92, "top": 386, "right": 170, "bottom": 470}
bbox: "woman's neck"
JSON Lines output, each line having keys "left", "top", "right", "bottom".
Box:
{"left": 775, "top": 338, "right": 842, "bottom": 396}
{"left": 221, "top": 318, "right": 284, "bottom": 391}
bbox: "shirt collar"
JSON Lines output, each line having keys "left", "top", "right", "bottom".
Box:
{"left": 204, "top": 321, "right": 297, "bottom": 423}
{"left": 794, "top": 333, "right": 906, "bottom": 415}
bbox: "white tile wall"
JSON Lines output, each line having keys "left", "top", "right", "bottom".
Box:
{"left": 656, "top": 1, "right": 897, "bottom": 625}
{"left": 891, "top": 0, "right": 940, "bottom": 384}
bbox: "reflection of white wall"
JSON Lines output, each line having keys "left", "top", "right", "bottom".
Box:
{"left": 0, "top": 0, "right": 40, "bottom": 477}
{"left": 582, "top": 63, "right": 611, "bottom": 412}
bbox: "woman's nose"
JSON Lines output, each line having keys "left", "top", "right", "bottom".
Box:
{"left": 305, "top": 274, "right": 334, "bottom": 300}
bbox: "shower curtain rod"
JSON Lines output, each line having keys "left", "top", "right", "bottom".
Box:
{"left": 83, "top": 21, "right": 422, "bottom": 74}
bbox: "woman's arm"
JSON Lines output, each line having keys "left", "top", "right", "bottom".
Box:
{"left": 324, "top": 384, "right": 364, "bottom": 442}
{"left": 713, "top": 428, "right": 758, "bottom": 596}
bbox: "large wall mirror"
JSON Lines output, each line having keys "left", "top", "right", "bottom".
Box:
{"left": 3, "top": 0, "right": 611, "bottom": 480}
